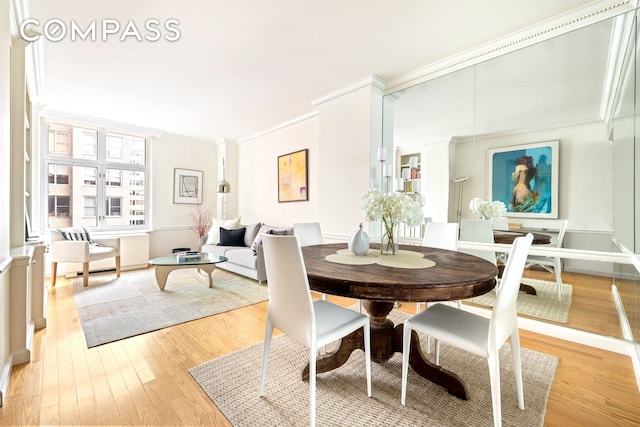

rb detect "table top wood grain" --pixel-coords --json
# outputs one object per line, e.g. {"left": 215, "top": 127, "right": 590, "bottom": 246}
{"left": 302, "top": 243, "right": 498, "bottom": 303}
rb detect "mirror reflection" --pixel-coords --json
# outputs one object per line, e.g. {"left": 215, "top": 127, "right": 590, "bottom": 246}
{"left": 383, "top": 10, "right": 638, "bottom": 341}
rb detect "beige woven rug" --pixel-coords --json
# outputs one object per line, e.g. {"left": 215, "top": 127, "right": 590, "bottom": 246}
{"left": 189, "top": 309, "right": 557, "bottom": 426}
{"left": 73, "top": 268, "right": 268, "bottom": 347}
{"left": 468, "top": 278, "right": 572, "bottom": 323}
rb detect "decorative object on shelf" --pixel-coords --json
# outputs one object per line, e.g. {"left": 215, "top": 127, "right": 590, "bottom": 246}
{"left": 348, "top": 223, "right": 370, "bottom": 256}
{"left": 360, "top": 189, "right": 423, "bottom": 255}
{"left": 217, "top": 158, "right": 231, "bottom": 220}
{"left": 278, "top": 149, "right": 308, "bottom": 203}
{"left": 174, "top": 168, "right": 203, "bottom": 204}
{"left": 187, "top": 204, "right": 214, "bottom": 251}
{"left": 469, "top": 198, "right": 507, "bottom": 219}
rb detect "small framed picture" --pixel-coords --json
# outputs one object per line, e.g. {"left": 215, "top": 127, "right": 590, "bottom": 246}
{"left": 173, "top": 168, "right": 203, "bottom": 204}
{"left": 278, "top": 149, "right": 308, "bottom": 202}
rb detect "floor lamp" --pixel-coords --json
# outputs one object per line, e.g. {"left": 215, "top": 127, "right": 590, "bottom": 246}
{"left": 217, "top": 158, "right": 230, "bottom": 220}
{"left": 453, "top": 176, "right": 468, "bottom": 225}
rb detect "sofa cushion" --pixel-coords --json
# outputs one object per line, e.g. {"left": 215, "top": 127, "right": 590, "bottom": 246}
{"left": 206, "top": 217, "right": 241, "bottom": 245}
{"left": 218, "top": 227, "right": 246, "bottom": 246}
{"left": 243, "top": 223, "right": 261, "bottom": 247}
{"left": 251, "top": 224, "right": 293, "bottom": 254}
{"left": 223, "top": 247, "right": 258, "bottom": 269}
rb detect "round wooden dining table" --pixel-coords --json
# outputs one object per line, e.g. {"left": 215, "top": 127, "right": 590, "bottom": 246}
{"left": 301, "top": 243, "right": 499, "bottom": 400}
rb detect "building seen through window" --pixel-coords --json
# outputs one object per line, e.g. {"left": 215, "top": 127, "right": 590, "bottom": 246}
{"left": 45, "top": 122, "right": 148, "bottom": 230}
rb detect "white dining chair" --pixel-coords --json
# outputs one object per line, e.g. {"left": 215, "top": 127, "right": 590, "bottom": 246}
{"left": 416, "top": 222, "right": 460, "bottom": 313}
{"left": 259, "top": 234, "right": 371, "bottom": 427}
{"left": 459, "top": 219, "right": 497, "bottom": 266}
{"left": 492, "top": 216, "right": 509, "bottom": 231}
{"left": 525, "top": 219, "right": 569, "bottom": 301}
{"left": 293, "top": 222, "right": 328, "bottom": 302}
{"left": 401, "top": 233, "right": 533, "bottom": 427}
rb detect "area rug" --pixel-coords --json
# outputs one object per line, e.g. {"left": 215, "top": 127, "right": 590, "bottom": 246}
{"left": 72, "top": 268, "right": 268, "bottom": 348}
{"left": 189, "top": 309, "right": 558, "bottom": 426}
{"left": 468, "top": 278, "right": 572, "bottom": 323}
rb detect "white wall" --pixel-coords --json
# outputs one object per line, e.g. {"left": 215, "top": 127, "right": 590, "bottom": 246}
{"left": 148, "top": 136, "right": 218, "bottom": 258}
{"left": 453, "top": 122, "right": 612, "bottom": 233}
{"left": 237, "top": 82, "right": 383, "bottom": 241}
{"left": 0, "top": 0, "right": 12, "bottom": 405}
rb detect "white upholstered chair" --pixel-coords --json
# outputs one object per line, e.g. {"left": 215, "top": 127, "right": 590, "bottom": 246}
{"left": 401, "top": 233, "right": 533, "bottom": 427}
{"left": 293, "top": 222, "right": 327, "bottom": 301}
{"left": 525, "top": 219, "right": 569, "bottom": 301}
{"left": 416, "top": 222, "right": 460, "bottom": 313}
{"left": 50, "top": 227, "right": 120, "bottom": 287}
{"left": 459, "top": 219, "right": 497, "bottom": 265}
{"left": 259, "top": 234, "right": 371, "bottom": 427}
{"left": 492, "top": 216, "right": 509, "bottom": 231}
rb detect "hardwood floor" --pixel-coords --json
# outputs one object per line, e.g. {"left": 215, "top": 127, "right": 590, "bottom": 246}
{"left": 1, "top": 269, "right": 639, "bottom": 425}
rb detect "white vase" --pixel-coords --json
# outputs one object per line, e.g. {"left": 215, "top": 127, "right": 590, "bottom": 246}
{"left": 348, "top": 223, "right": 370, "bottom": 256}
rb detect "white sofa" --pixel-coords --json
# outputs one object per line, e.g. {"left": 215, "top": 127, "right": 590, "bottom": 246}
{"left": 201, "top": 220, "right": 292, "bottom": 284}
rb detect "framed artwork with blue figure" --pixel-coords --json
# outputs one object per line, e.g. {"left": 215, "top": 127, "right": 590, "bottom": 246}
{"left": 488, "top": 140, "right": 559, "bottom": 218}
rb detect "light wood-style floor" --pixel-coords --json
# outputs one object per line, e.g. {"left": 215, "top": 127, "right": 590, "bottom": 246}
{"left": 1, "top": 269, "right": 639, "bottom": 426}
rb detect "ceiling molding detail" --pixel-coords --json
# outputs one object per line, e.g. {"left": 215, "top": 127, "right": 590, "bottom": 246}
{"left": 238, "top": 111, "right": 318, "bottom": 144}
{"left": 311, "top": 75, "right": 386, "bottom": 107}
{"left": 385, "top": 0, "right": 638, "bottom": 94}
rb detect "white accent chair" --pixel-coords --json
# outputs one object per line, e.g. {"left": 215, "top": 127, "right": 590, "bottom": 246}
{"left": 50, "top": 228, "right": 121, "bottom": 287}
{"left": 259, "top": 234, "right": 371, "bottom": 427}
{"left": 401, "top": 233, "right": 533, "bottom": 427}
{"left": 525, "top": 219, "right": 569, "bottom": 301}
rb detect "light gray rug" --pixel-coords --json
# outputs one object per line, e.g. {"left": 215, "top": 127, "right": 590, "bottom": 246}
{"left": 72, "top": 268, "right": 268, "bottom": 348}
{"left": 469, "top": 278, "right": 572, "bottom": 323}
{"left": 189, "top": 309, "right": 558, "bottom": 426}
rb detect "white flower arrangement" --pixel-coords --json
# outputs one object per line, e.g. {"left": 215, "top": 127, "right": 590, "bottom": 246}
{"left": 469, "top": 198, "right": 507, "bottom": 219}
{"left": 360, "top": 189, "right": 423, "bottom": 253}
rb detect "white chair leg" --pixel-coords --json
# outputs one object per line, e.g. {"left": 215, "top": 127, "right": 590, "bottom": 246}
{"left": 259, "top": 320, "right": 274, "bottom": 396}
{"left": 363, "top": 322, "right": 372, "bottom": 397}
{"left": 415, "top": 302, "right": 422, "bottom": 313}
{"left": 435, "top": 339, "right": 441, "bottom": 366}
{"left": 358, "top": 300, "right": 363, "bottom": 313}
{"left": 553, "top": 258, "right": 562, "bottom": 302}
{"left": 310, "top": 347, "right": 317, "bottom": 427}
{"left": 487, "top": 353, "right": 502, "bottom": 427}
{"left": 510, "top": 329, "right": 525, "bottom": 410}
{"left": 322, "top": 293, "right": 327, "bottom": 301}
{"left": 401, "top": 321, "right": 412, "bottom": 405}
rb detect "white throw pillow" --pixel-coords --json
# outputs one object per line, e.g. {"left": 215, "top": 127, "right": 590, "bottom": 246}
{"left": 205, "top": 217, "right": 241, "bottom": 245}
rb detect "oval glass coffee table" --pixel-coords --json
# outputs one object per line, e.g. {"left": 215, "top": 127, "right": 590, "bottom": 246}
{"left": 149, "top": 252, "right": 228, "bottom": 290}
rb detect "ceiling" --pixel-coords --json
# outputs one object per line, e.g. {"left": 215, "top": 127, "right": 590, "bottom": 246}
{"left": 24, "top": 0, "right": 596, "bottom": 142}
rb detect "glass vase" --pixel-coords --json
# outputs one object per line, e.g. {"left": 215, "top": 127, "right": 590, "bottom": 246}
{"left": 381, "top": 220, "right": 399, "bottom": 255}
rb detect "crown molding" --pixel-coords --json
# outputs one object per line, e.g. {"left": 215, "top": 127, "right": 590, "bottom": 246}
{"left": 385, "top": 0, "right": 638, "bottom": 94}
{"left": 38, "top": 107, "right": 166, "bottom": 138}
{"left": 238, "top": 110, "right": 318, "bottom": 144}
{"left": 311, "top": 75, "right": 386, "bottom": 107}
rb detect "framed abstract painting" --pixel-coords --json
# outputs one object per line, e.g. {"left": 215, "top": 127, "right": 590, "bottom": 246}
{"left": 278, "top": 149, "right": 308, "bottom": 202}
{"left": 173, "top": 168, "right": 203, "bottom": 204}
{"left": 488, "top": 140, "right": 559, "bottom": 218}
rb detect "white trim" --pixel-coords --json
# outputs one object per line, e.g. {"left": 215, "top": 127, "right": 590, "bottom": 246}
{"left": 385, "top": 0, "right": 638, "bottom": 94}
{"left": 238, "top": 111, "right": 318, "bottom": 144}
{"left": 311, "top": 75, "right": 386, "bottom": 107}
{"left": 612, "top": 284, "right": 633, "bottom": 340}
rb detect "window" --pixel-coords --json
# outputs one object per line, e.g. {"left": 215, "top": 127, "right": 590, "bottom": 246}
{"left": 83, "top": 167, "right": 97, "bottom": 185}
{"left": 106, "top": 197, "right": 122, "bottom": 217}
{"left": 43, "top": 122, "right": 148, "bottom": 231}
{"left": 106, "top": 169, "right": 122, "bottom": 187}
{"left": 48, "top": 196, "right": 70, "bottom": 218}
{"left": 48, "top": 164, "right": 70, "bottom": 185}
{"left": 84, "top": 196, "right": 96, "bottom": 217}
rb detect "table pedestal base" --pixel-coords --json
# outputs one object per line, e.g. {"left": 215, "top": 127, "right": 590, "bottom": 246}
{"left": 302, "top": 301, "right": 468, "bottom": 400}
